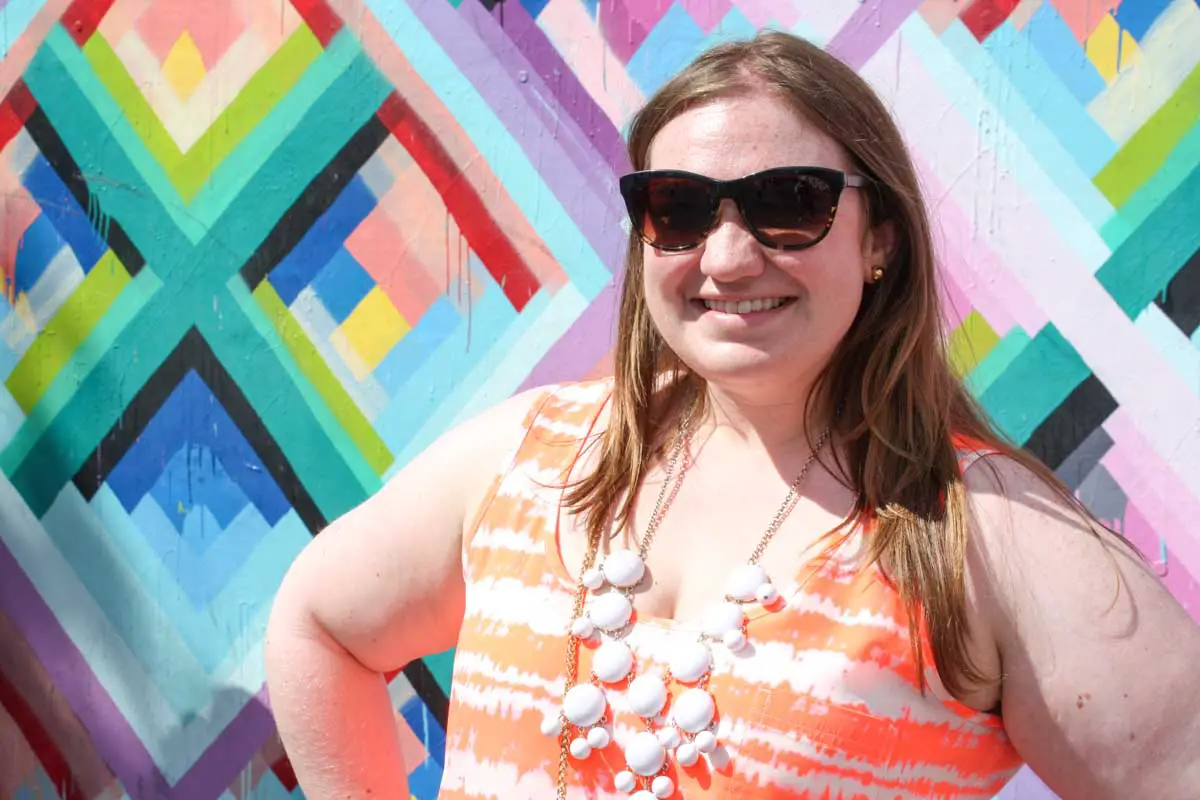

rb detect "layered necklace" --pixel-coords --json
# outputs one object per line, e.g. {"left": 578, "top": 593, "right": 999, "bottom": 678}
{"left": 545, "top": 408, "right": 832, "bottom": 800}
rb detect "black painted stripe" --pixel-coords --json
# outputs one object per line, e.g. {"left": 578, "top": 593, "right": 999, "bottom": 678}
{"left": 239, "top": 115, "right": 390, "bottom": 291}
{"left": 23, "top": 107, "right": 145, "bottom": 276}
{"left": 72, "top": 327, "right": 328, "bottom": 535}
{"left": 1154, "top": 245, "right": 1200, "bottom": 336}
{"left": 1023, "top": 372, "right": 1118, "bottom": 472}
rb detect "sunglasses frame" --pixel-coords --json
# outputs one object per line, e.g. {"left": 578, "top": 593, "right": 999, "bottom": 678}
{"left": 618, "top": 166, "right": 872, "bottom": 252}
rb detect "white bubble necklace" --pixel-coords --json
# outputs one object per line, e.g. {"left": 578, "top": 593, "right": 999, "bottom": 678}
{"left": 546, "top": 408, "right": 832, "bottom": 800}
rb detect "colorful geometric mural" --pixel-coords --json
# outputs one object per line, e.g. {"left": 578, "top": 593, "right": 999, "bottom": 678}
{"left": 0, "top": 0, "right": 1196, "bottom": 797}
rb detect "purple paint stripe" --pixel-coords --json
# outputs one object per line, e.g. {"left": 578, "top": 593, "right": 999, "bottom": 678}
{"left": 598, "top": 0, "right": 674, "bottom": 64}
{"left": 519, "top": 279, "right": 620, "bottom": 390}
{"left": 408, "top": 0, "right": 625, "bottom": 272}
{"left": 0, "top": 536, "right": 172, "bottom": 800}
{"left": 173, "top": 686, "right": 275, "bottom": 800}
{"left": 826, "top": 0, "right": 923, "bottom": 70}
{"left": 487, "top": 0, "right": 630, "bottom": 177}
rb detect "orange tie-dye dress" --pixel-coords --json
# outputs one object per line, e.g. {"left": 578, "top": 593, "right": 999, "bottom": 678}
{"left": 440, "top": 380, "right": 1023, "bottom": 799}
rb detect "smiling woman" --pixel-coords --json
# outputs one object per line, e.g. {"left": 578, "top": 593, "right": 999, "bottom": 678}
{"left": 264, "top": 30, "right": 1200, "bottom": 800}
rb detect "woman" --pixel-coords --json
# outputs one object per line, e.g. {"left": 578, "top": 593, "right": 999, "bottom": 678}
{"left": 264, "top": 31, "right": 1200, "bottom": 799}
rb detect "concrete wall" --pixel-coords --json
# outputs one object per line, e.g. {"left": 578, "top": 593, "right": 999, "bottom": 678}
{"left": 0, "top": 0, "right": 1197, "bottom": 797}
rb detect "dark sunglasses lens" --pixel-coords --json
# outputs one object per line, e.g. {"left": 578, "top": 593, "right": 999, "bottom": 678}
{"left": 630, "top": 176, "right": 715, "bottom": 249}
{"left": 744, "top": 172, "right": 837, "bottom": 247}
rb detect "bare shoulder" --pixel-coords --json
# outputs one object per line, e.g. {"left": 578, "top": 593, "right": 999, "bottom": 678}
{"left": 961, "top": 452, "right": 1200, "bottom": 799}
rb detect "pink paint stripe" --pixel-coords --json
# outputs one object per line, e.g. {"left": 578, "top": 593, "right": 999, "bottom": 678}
{"left": 0, "top": 0, "right": 74, "bottom": 93}
{"left": 1102, "top": 410, "right": 1200, "bottom": 583}
{"left": 912, "top": 150, "right": 1038, "bottom": 336}
{"left": 826, "top": 0, "right": 923, "bottom": 69}
{"left": 0, "top": 537, "right": 171, "bottom": 799}
{"left": 599, "top": 0, "right": 674, "bottom": 63}
{"left": 1121, "top": 502, "right": 1200, "bottom": 619}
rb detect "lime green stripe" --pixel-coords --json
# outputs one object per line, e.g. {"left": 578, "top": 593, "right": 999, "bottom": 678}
{"left": 222, "top": 277, "right": 380, "bottom": 516}
{"left": 965, "top": 326, "right": 1030, "bottom": 399}
{"left": 82, "top": 34, "right": 183, "bottom": 177}
{"left": 252, "top": 280, "right": 394, "bottom": 477}
{"left": 1093, "top": 61, "right": 1200, "bottom": 208}
{"left": 1099, "top": 117, "right": 1200, "bottom": 250}
{"left": 0, "top": 267, "right": 163, "bottom": 481}
{"left": 171, "top": 25, "right": 322, "bottom": 203}
{"left": 948, "top": 310, "right": 1000, "bottom": 379}
{"left": 37, "top": 27, "right": 204, "bottom": 244}
{"left": 6, "top": 252, "right": 130, "bottom": 414}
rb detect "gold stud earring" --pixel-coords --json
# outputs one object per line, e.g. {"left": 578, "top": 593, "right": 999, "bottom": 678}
{"left": 871, "top": 266, "right": 885, "bottom": 283}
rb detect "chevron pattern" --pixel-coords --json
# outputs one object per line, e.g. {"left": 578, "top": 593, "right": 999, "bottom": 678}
{"left": 0, "top": 0, "right": 1197, "bottom": 798}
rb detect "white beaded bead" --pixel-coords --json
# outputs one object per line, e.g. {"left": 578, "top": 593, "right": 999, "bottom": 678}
{"left": 569, "top": 737, "right": 592, "bottom": 759}
{"left": 651, "top": 774, "right": 676, "bottom": 798}
{"left": 614, "top": 770, "right": 637, "bottom": 792}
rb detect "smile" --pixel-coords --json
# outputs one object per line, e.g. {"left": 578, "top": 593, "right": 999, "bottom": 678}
{"left": 699, "top": 297, "right": 793, "bottom": 315}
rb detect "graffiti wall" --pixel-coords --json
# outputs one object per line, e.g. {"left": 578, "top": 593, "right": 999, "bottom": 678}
{"left": 0, "top": 0, "right": 1196, "bottom": 797}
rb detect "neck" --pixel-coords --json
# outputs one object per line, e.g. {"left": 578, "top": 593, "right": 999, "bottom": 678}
{"left": 699, "top": 379, "right": 825, "bottom": 453}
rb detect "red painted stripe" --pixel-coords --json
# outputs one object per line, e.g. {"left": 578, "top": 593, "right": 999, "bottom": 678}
{"left": 376, "top": 92, "right": 541, "bottom": 313}
{"left": 0, "top": 668, "right": 85, "bottom": 800}
{"left": 961, "top": 0, "right": 1021, "bottom": 41}
{"left": 270, "top": 753, "right": 299, "bottom": 791}
{"left": 61, "top": 0, "right": 117, "bottom": 46}
{"left": 0, "top": 80, "right": 35, "bottom": 152}
{"left": 290, "top": 0, "right": 343, "bottom": 47}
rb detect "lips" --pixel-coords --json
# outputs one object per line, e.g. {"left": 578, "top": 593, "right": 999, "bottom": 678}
{"left": 699, "top": 297, "right": 792, "bottom": 314}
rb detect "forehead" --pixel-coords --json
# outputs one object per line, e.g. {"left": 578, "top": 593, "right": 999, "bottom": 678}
{"left": 645, "top": 94, "right": 848, "bottom": 178}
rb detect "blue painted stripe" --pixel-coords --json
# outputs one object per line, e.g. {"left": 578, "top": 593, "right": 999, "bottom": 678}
{"left": 1021, "top": 1, "right": 1106, "bottom": 105}
{"left": 10, "top": 213, "right": 61, "bottom": 295}
{"left": 976, "top": 22, "right": 1118, "bottom": 177}
{"left": 20, "top": 154, "right": 107, "bottom": 271}
{"left": 911, "top": 17, "right": 1115, "bottom": 235}
{"left": 626, "top": 3, "right": 708, "bottom": 96}
{"left": 1113, "top": 0, "right": 1174, "bottom": 40}
{"left": 375, "top": 281, "right": 514, "bottom": 458}
{"left": 0, "top": 0, "right": 45, "bottom": 61}
{"left": 268, "top": 175, "right": 377, "bottom": 306}
{"left": 372, "top": 294, "right": 458, "bottom": 397}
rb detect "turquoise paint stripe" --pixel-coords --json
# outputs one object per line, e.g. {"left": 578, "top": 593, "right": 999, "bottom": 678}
{"left": 964, "top": 326, "right": 1031, "bottom": 398}
{"left": 1096, "top": 161, "right": 1200, "bottom": 320}
{"left": 375, "top": 281, "right": 515, "bottom": 459}
{"left": 0, "top": 267, "right": 161, "bottom": 501}
{"left": 26, "top": 29, "right": 198, "bottom": 258}
{"left": 218, "top": 278, "right": 380, "bottom": 506}
{"left": 980, "top": 22, "right": 1116, "bottom": 176}
{"left": 0, "top": 0, "right": 46, "bottom": 61}
{"left": 55, "top": 486, "right": 213, "bottom": 716}
{"left": 363, "top": 0, "right": 611, "bottom": 301}
{"left": 188, "top": 29, "right": 378, "bottom": 232}
{"left": 3, "top": 46, "right": 390, "bottom": 516}
{"left": 206, "top": 511, "right": 309, "bottom": 686}
{"left": 423, "top": 649, "right": 455, "bottom": 697}
{"left": 1099, "top": 119, "right": 1200, "bottom": 250}
{"left": 979, "top": 325, "right": 1089, "bottom": 444}
{"left": 446, "top": 281, "right": 589, "bottom": 431}
{"left": 395, "top": 283, "right": 554, "bottom": 467}
{"left": 916, "top": 17, "right": 1115, "bottom": 234}
{"left": 625, "top": 3, "right": 707, "bottom": 96}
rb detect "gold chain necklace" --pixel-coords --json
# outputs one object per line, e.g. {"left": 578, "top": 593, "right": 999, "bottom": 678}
{"left": 549, "top": 411, "right": 832, "bottom": 799}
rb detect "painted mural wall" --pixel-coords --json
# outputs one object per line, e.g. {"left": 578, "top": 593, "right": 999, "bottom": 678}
{"left": 0, "top": 0, "right": 1197, "bottom": 797}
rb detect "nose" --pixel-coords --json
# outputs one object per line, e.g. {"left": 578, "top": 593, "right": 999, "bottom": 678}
{"left": 698, "top": 199, "right": 765, "bottom": 282}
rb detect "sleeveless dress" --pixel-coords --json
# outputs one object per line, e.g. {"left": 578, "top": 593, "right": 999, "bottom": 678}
{"left": 438, "top": 380, "right": 1024, "bottom": 799}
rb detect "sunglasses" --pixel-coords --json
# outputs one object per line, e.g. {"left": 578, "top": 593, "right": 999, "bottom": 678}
{"left": 618, "top": 166, "right": 872, "bottom": 252}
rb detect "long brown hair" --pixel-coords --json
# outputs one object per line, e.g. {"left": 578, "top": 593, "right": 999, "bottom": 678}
{"left": 564, "top": 31, "right": 1118, "bottom": 699}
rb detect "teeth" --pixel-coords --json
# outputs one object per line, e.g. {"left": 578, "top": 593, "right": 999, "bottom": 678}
{"left": 701, "top": 297, "right": 789, "bottom": 314}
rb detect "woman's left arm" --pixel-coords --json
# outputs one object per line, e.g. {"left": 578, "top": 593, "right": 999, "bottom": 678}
{"left": 963, "top": 454, "right": 1200, "bottom": 800}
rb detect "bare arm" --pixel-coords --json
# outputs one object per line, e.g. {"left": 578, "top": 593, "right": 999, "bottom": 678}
{"left": 963, "top": 456, "right": 1200, "bottom": 799}
{"left": 263, "top": 388, "right": 548, "bottom": 798}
